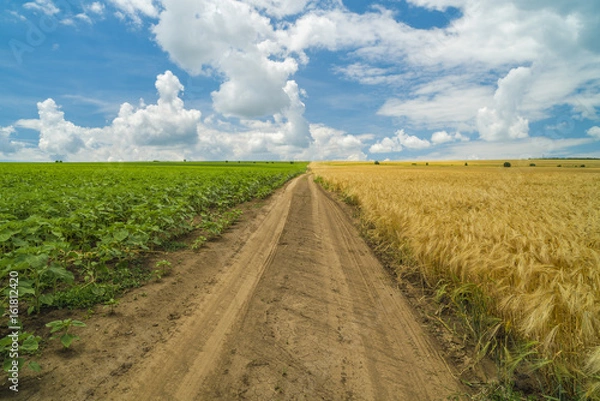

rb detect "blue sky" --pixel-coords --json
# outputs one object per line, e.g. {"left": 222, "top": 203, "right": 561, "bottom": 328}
{"left": 1, "top": 0, "right": 599, "bottom": 161}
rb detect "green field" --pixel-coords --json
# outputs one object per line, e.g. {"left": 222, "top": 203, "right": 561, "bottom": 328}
{"left": 0, "top": 161, "right": 306, "bottom": 367}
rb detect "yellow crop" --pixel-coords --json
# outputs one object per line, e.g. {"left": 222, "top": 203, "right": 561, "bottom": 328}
{"left": 311, "top": 161, "right": 600, "bottom": 398}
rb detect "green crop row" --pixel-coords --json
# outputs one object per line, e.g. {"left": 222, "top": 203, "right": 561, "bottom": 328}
{"left": 0, "top": 161, "right": 305, "bottom": 370}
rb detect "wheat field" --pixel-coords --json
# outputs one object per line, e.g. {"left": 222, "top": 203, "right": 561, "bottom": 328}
{"left": 311, "top": 161, "right": 600, "bottom": 399}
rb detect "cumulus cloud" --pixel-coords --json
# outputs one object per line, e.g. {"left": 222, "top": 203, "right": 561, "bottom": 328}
{"left": 9, "top": 0, "right": 600, "bottom": 160}
{"left": 280, "top": 80, "right": 310, "bottom": 147}
{"left": 12, "top": 71, "right": 201, "bottom": 160}
{"left": 212, "top": 55, "right": 298, "bottom": 118}
{"left": 476, "top": 67, "right": 532, "bottom": 141}
{"left": 152, "top": 0, "right": 275, "bottom": 74}
{"left": 285, "top": 0, "right": 600, "bottom": 141}
{"left": 587, "top": 126, "right": 600, "bottom": 140}
{"left": 111, "top": 71, "right": 201, "bottom": 147}
{"left": 370, "top": 129, "right": 431, "bottom": 153}
{"left": 431, "top": 130, "right": 469, "bottom": 144}
{"left": 301, "top": 124, "right": 369, "bottom": 161}
{"left": 16, "top": 99, "right": 91, "bottom": 159}
{"left": 5, "top": 71, "right": 345, "bottom": 162}
{"left": 136, "top": 0, "right": 600, "bottom": 157}
{"left": 152, "top": 0, "right": 305, "bottom": 123}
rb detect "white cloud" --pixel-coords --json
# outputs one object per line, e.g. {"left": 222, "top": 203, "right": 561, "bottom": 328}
{"left": 423, "top": 136, "right": 594, "bottom": 160}
{"left": 277, "top": 0, "right": 600, "bottom": 143}
{"left": 587, "top": 126, "right": 600, "bottom": 140}
{"left": 88, "top": 2, "right": 105, "bottom": 15}
{"left": 0, "top": 126, "right": 23, "bottom": 154}
{"left": 431, "top": 130, "right": 469, "bottom": 144}
{"left": 378, "top": 85, "right": 492, "bottom": 131}
{"left": 211, "top": 55, "right": 298, "bottom": 118}
{"left": 476, "top": 67, "right": 532, "bottom": 141}
{"left": 152, "top": 0, "right": 276, "bottom": 74}
{"left": 370, "top": 136, "right": 402, "bottom": 154}
{"left": 6, "top": 71, "right": 332, "bottom": 161}
{"left": 406, "top": 0, "right": 467, "bottom": 11}
{"left": 280, "top": 80, "right": 310, "bottom": 147}
{"left": 9, "top": 0, "right": 600, "bottom": 161}
{"left": 111, "top": 71, "right": 201, "bottom": 147}
{"left": 110, "top": 0, "right": 158, "bottom": 17}
{"left": 75, "top": 13, "right": 92, "bottom": 23}
{"left": 335, "top": 63, "right": 406, "bottom": 86}
{"left": 241, "top": 0, "right": 313, "bottom": 18}
{"left": 153, "top": 0, "right": 302, "bottom": 120}
{"left": 75, "top": 2, "right": 105, "bottom": 23}
{"left": 280, "top": 7, "right": 408, "bottom": 58}
{"left": 109, "top": 0, "right": 158, "bottom": 24}
{"left": 431, "top": 130, "right": 453, "bottom": 144}
{"left": 370, "top": 129, "right": 431, "bottom": 153}
{"left": 23, "top": 0, "right": 59, "bottom": 16}
{"left": 301, "top": 124, "right": 369, "bottom": 161}
{"left": 13, "top": 71, "right": 201, "bottom": 160}
{"left": 16, "top": 99, "right": 89, "bottom": 158}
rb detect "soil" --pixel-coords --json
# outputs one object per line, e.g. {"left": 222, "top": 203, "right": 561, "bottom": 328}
{"left": 2, "top": 174, "right": 476, "bottom": 400}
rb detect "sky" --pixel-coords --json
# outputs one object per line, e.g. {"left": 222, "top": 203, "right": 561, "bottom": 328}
{"left": 1, "top": 0, "right": 600, "bottom": 162}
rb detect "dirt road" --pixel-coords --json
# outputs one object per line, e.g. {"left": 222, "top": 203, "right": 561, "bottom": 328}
{"left": 10, "top": 175, "right": 462, "bottom": 400}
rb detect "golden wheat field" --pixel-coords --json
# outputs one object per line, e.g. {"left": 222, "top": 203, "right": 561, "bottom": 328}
{"left": 311, "top": 160, "right": 600, "bottom": 399}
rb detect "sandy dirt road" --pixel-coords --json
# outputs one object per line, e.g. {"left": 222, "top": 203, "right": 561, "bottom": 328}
{"left": 110, "top": 174, "right": 461, "bottom": 400}
{"left": 9, "top": 174, "right": 462, "bottom": 400}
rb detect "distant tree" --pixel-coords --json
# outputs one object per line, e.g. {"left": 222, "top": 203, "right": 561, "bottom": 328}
{"left": 425, "top": 162, "right": 429, "bottom": 166}
{"left": 529, "top": 163, "right": 536, "bottom": 167}
{"left": 464, "top": 162, "right": 468, "bottom": 166}
{"left": 581, "top": 164, "right": 586, "bottom": 168}
{"left": 374, "top": 160, "right": 380, "bottom": 165}
{"left": 503, "top": 162, "right": 511, "bottom": 167}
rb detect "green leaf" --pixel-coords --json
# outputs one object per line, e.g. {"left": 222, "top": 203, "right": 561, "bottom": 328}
{"left": 28, "top": 361, "right": 41, "bottom": 372}
{"left": 0, "top": 230, "right": 15, "bottom": 242}
{"left": 45, "top": 320, "right": 66, "bottom": 333}
{"left": 60, "top": 333, "right": 79, "bottom": 348}
{"left": 21, "top": 335, "right": 40, "bottom": 352}
{"left": 91, "top": 285, "right": 106, "bottom": 296}
{"left": 113, "top": 229, "right": 129, "bottom": 242}
{"left": 18, "top": 286, "right": 36, "bottom": 296}
{"left": 0, "top": 336, "right": 11, "bottom": 348}
{"left": 47, "top": 266, "right": 74, "bottom": 283}
{"left": 70, "top": 320, "right": 86, "bottom": 328}
{"left": 3, "top": 358, "right": 13, "bottom": 372}
{"left": 39, "top": 293, "right": 54, "bottom": 306}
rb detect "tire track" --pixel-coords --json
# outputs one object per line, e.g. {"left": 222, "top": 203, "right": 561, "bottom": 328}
{"left": 103, "top": 177, "right": 300, "bottom": 401}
